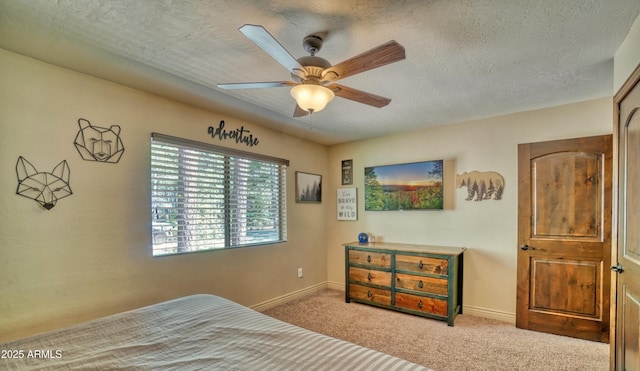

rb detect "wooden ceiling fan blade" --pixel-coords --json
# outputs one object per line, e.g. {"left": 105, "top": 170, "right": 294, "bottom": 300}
{"left": 217, "top": 81, "right": 296, "bottom": 89}
{"left": 239, "top": 24, "right": 306, "bottom": 77}
{"left": 293, "top": 104, "right": 309, "bottom": 117}
{"left": 322, "top": 40, "right": 406, "bottom": 82}
{"left": 328, "top": 84, "right": 391, "bottom": 108}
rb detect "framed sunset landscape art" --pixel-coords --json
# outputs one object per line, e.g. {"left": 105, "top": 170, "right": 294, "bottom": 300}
{"left": 364, "top": 160, "right": 443, "bottom": 211}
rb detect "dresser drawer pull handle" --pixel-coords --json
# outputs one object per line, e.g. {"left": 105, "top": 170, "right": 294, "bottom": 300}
{"left": 367, "top": 272, "right": 372, "bottom": 281}
{"left": 418, "top": 300, "right": 423, "bottom": 309}
{"left": 367, "top": 255, "right": 371, "bottom": 263}
{"left": 418, "top": 280, "right": 423, "bottom": 289}
{"left": 418, "top": 261, "right": 424, "bottom": 269}
{"left": 367, "top": 290, "right": 372, "bottom": 298}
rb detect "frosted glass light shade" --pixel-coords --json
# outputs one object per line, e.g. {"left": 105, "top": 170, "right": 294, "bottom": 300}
{"left": 290, "top": 84, "right": 335, "bottom": 113}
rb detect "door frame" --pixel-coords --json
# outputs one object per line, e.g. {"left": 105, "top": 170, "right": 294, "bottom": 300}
{"left": 610, "top": 63, "right": 640, "bottom": 370}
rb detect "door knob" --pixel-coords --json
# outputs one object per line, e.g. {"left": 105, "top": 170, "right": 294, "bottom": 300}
{"left": 611, "top": 263, "right": 624, "bottom": 273}
{"left": 520, "top": 244, "right": 529, "bottom": 250}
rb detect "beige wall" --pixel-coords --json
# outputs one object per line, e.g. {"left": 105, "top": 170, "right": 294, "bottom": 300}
{"left": 0, "top": 49, "right": 328, "bottom": 342}
{"left": 326, "top": 98, "right": 613, "bottom": 320}
{"left": 614, "top": 13, "right": 640, "bottom": 92}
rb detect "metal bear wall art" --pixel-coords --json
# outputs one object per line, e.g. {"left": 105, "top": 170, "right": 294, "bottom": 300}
{"left": 74, "top": 118, "right": 125, "bottom": 163}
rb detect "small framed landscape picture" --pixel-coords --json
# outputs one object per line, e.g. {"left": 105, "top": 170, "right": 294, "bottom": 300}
{"left": 296, "top": 171, "right": 322, "bottom": 203}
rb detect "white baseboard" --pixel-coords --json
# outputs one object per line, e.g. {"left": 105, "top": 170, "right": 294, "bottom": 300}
{"left": 329, "top": 282, "right": 515, "bottom": 324}
{"left": 251, "top": 282, "right": 328, "bottom": 312}
{"left": 252, "top": 281, "right": 516, "bottom": 325}
{"left": 463, "top": 305, "right": 515, "bottom": 324}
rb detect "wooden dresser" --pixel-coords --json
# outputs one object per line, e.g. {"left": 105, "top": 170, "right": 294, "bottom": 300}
{"left": 344, "top": 241, "right": 466, "bottom": 326}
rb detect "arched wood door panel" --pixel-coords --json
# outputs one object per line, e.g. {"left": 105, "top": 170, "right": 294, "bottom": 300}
{"left": 517, "top": 135, "right": 612, "bottom": 342}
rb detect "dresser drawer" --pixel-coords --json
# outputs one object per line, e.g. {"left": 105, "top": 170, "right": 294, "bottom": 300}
{"left": 395, "top": 292, "right": 448, "bottom": 317}
{"left": 349, "top": 267, "right": 392, "bottom": 287}
{"left": 349, "top": 284, "right": 392, "bottom": 305}
{"left": 395, "top": 273, "right": 448, "bottom": 296}
{"left": 349, "top": 250, "right": 391, "bottom": 268}
{"left": 396, "top": 254, "right": 448, "bottom": 275}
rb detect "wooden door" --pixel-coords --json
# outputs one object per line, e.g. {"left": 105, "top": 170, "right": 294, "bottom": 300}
{"left": 613, "top": 65, "right": 640, "bottom": 369}
{"left": 517, "top": 135, "right": 612, "bottom": 342}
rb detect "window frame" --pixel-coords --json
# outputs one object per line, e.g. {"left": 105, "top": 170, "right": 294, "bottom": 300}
{"left": 150, "top": 133, "right": 288, "bottom": 257}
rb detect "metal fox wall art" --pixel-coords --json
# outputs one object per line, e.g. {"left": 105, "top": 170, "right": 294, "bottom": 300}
{"left": 16, "top": 156, "right": 72, "bottom": 210}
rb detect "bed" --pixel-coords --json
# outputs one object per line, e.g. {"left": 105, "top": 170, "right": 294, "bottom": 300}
{"left": 1, "top": 294, "right": 430, "bottom": 370}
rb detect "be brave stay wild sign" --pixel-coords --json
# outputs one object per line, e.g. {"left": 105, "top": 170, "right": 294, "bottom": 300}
{"left": 337, "top": 187, "right": 357, "bottom": 221}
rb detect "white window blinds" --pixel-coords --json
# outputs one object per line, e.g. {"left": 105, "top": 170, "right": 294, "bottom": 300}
{"left": 150, "top": 133, "right": 288, "bottom": 256}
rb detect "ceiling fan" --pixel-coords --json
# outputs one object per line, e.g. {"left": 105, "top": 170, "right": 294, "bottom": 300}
{"left": 217, "top": 24, "right": 406, "bottom": 117}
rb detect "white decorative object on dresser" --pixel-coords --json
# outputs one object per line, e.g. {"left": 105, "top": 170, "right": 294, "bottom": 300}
{"left": 344, "top": 241, "right": 466, "bottom": 326}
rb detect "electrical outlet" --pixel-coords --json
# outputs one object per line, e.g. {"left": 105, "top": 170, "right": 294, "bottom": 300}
{"left": 297, "top": 267, "right": 303, "bottom": 278}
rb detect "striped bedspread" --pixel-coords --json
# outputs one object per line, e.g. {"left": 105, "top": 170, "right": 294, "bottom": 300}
{"left": 0, "top": 294, "right": 430, "bottom": 370}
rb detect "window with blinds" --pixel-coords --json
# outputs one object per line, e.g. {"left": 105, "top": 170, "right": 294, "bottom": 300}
{"left": 150, "top": 133, "right": 288, "bottom": 256}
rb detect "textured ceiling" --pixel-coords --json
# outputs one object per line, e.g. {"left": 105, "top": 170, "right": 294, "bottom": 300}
{"left": 1, "top": 0, "right": 639, "bottom": 145}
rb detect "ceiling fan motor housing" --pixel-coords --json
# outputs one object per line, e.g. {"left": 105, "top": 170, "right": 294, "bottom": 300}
{"left": 289, "top": 34, "right": 335, "bottom": 83}
{"left": 293, "top": 55, "right": 331, "bottom": 82}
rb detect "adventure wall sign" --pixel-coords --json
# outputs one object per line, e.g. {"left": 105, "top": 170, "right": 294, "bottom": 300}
{"left": 208, "top": 120, "right": 259, "bottom": 147}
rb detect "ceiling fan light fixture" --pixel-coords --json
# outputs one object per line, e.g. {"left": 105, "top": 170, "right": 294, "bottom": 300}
{"left": 290, "top": 84, "right": 335, "bottom": 113}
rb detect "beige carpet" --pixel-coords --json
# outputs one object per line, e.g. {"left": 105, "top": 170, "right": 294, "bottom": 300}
{"left": 263, "top": 289, "right": 608, "bottom": 371}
